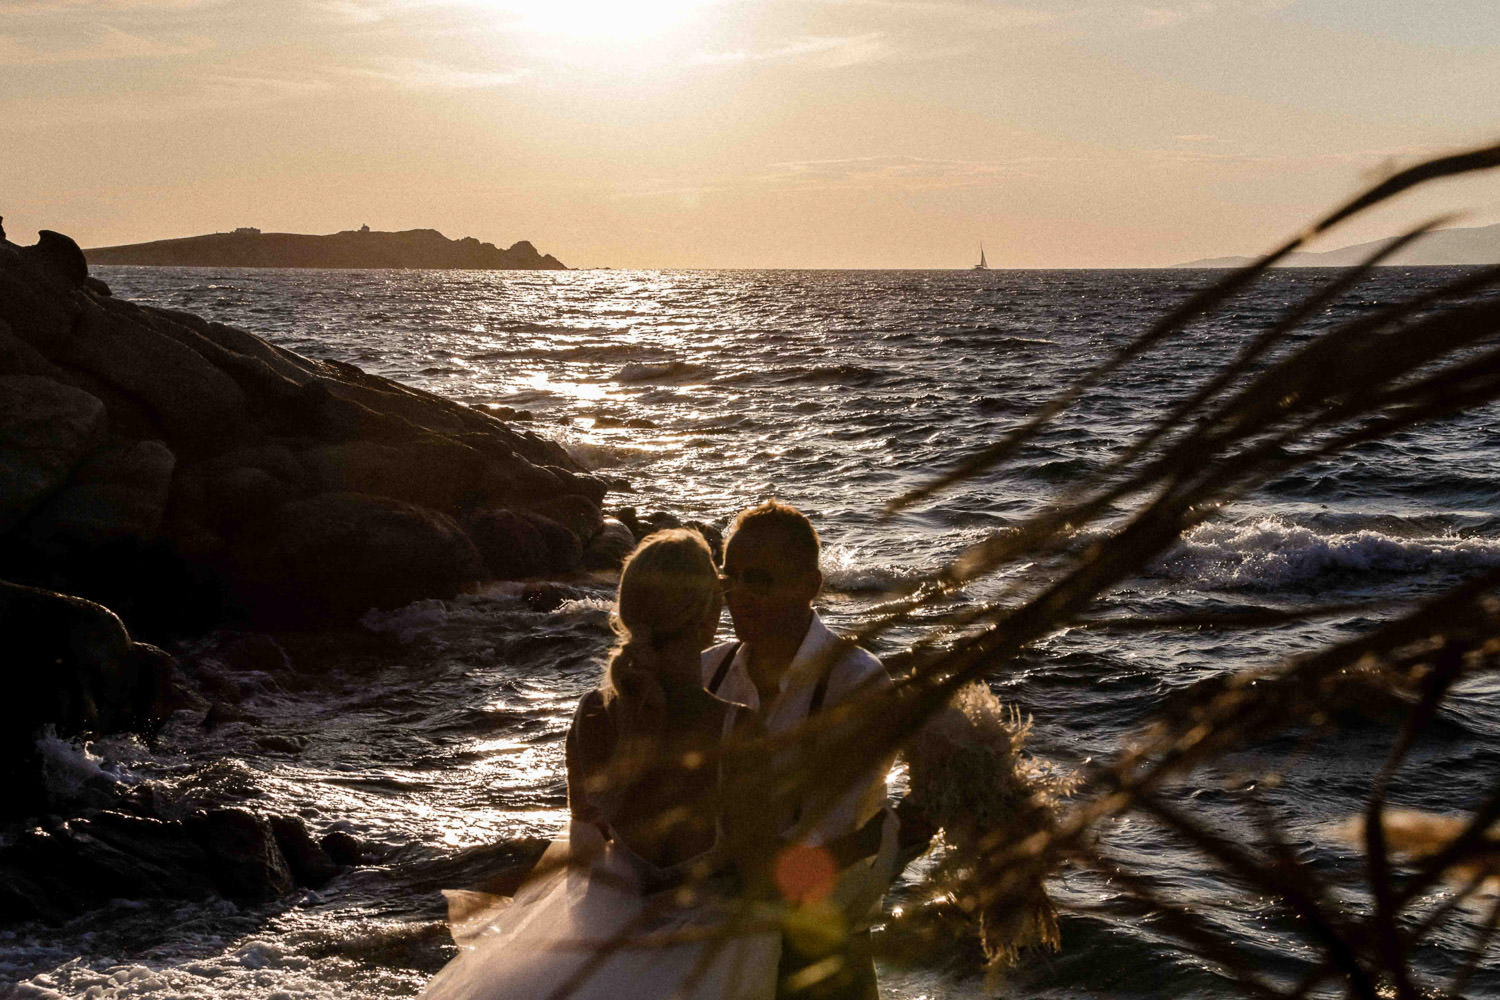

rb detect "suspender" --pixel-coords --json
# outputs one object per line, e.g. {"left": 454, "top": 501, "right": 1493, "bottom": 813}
{"left": 708, "top": 640, "right": 833, "bottom": 716}
{"left": 707, "top": 642, "right": 741, "bottom": 695}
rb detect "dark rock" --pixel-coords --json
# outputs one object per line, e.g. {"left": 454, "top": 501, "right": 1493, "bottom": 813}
{"left": 642, "top": 510, "right": 683, "bottom": 536}
{"left": 202, "top": 700, "right": 259, "bottom": 729}
{"left": 519, "top": 582, "right": 591, "bottom": 613}
{"left": 270, "top": 814, "right": 339, "bottom": 887}
{"left": 0, "top": 375, "right": 107, "bottom": 532}
{"left": 614, "top": 506, "right": 642, "bottom": 538}
{"left": 56, "top": 296, "right": 250, "bottom": 457}
{"left": 0, "top": 228, "right": 610, "bottom": 634}
{"left": 0, "top": 580, "right": 172, "bottom": 816}
{"left": 16, "top": 439, "right": 176, "bottom": 551}
{"left": 463, "top": 508, "right": 549, "bottom": 578}
{"left": 31, "top": 230, "right": 89, "bottom": 286}
{"left": 685, "top": 519, "right": 725, "bottom": 565}
{"left": 189, "top": 807, "right": 295, "bottom": 901}
{"left": 242, "top": 492, "right": 485, "bottom": 622}
{"left": 463, "top": 508, "right": 582, "bottom": 578}
{"left": 540, "top": 492, "right": 604, "bottom": 542}
{"left": 214, "top": 633, "right": 292, "bottom": 673}
{"left": 582, "top": 516, "right": 637, "bottom": 570}
{"left": 0, "top": 317, "right": 66, "bottom": 377}
{"left": 201, "top": 465, "right": 301, "bottom": 536}
{"left": 320, "top": 828, "right": 370, "bottom": 867}
{"left": 256, "top": 733, "right": 309, "bottom": 755}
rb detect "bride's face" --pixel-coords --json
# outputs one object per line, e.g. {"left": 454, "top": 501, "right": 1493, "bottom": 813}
{"left": 695, "top": 589, "right": 724, "bottom": 650}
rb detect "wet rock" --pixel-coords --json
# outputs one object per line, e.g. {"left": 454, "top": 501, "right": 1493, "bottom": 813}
{"left": 641, "top": 510, "right": 683, "bottom": 536}
{"left": 0, "top": 227, "right": 614, "bottom": 634}
{"left": 613, "top": 506, "right": 642, "bottom": 538}
{"left": 685, "top": 519, "right": 725, "bottom": 565}
{"left": 582, "top": 516, "right": 637, "bottom": 570}
{"left": 256, "top": 733, "right": 309, "bottom": 755}
{"left": 519, "top": 581, "right": 591, "bottom": 613}
{"left": 270, "top": 814, "right": 340, "bottom": 887}
{"left": 213, "top": 633, "right": 292, "bottom": 673}
{"left": 0, "top": 804, "right": 337, "bottom": 921}
{"left": 243, "top": 492, "right": 485, "bottom": 622}
{"left": 202, "top": 700, "right": 259, "bottom": 730}
{"left": 189, "top": 807, "right": 295, "bottom": 901}
{"left": 540, "top": 492, "right": 604, "bottom": 542}
{"left": 0, "top": 580, "right": 175, "bottom": 817}
{"left": 0, "top": 375, "right": 107, "bottom": 532}
{"left": 320, "top": 828, "right": 371, "bottom": 867}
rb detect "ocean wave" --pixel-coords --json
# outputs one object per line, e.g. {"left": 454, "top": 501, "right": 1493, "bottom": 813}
{"left": 615, "top": 360, "right": 712, "bottom": 383}
{"left": 560, "top": 437, "right": 656, "bottom": 469}
{"left": 821, "top": 545, "right": 929, "bottom": 593}
{"left": 36, "top": 727, "right": 133, "bottom": 802}
{"left": 1153, "top": 519, "right": 1500, "bottom": 589}
{"left": 360, "top": 599, "right": 454, "bottom": 643}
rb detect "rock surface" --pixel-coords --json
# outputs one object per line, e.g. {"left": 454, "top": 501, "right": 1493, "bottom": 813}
{"left": 0, "top": 228, "right": 611, "bottom": 630}
{"left": 0, "top": 579, "right": 178, "bottom": 816}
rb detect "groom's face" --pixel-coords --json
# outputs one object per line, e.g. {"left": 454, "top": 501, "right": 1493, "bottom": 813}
{"left": 721, "top": 528, "right": 820, "bottom": 645}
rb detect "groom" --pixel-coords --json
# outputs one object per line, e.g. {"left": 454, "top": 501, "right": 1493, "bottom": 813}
{"left": 703, "top": 500, "right": 896, "bottom": 1000}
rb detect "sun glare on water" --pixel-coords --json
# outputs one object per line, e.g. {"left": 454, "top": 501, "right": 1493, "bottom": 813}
{"left": 499, "top": 0, "right": 713, "bottom": 44}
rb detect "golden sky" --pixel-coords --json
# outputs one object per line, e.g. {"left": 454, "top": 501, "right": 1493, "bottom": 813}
{"left": 4, "top": 0, "right": 1500, "bottom": 267}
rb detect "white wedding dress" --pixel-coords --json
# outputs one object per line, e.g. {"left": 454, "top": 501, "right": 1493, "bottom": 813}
{"left": 422, "top": 821, "right": 780, "bottom": 1000}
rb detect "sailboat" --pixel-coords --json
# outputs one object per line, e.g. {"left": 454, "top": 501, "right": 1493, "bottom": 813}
{"left": 972, "top": 243, "right": 989, "bottom": 270}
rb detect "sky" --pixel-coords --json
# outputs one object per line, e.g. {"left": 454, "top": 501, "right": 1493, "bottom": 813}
{"left": 3, "top": 0, "right": 1500, "bottom": 268}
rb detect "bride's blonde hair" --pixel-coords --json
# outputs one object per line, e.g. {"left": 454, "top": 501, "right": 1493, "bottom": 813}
{"left": 605, "top": 529, "right": 720, "bottom": 732}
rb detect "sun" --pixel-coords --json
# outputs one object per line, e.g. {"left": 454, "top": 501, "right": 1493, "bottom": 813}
{"left": 498, "top": 0, "right": 714, "bottom": 45}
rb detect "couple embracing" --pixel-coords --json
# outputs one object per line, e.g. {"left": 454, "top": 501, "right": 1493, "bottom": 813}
{"left": 424, "top": 501, "right": 900, "bottom": 1000}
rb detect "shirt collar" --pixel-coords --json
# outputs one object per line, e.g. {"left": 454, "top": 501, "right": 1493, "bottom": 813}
{"left": 775, "top": 611, "right": 840, "bottom": 696}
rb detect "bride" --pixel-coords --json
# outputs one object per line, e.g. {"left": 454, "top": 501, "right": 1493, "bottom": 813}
{"left": 422, "top": 528, "right": 780, "bottom": 1000}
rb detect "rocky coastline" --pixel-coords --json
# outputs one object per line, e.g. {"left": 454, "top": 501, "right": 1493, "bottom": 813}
{"left": 85, "top": 226, "right": 567, "bottom": 270}
{"left": 0, "top": 224, "right": 681, "bottom": 922}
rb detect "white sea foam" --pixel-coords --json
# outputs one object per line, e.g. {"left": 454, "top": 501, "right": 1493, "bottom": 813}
{"left": 614, "top": 360, "right": 710, "bottom": 383}
{"left": 560, "top": 437, "right": 654, "bottom": 470}
{"left": 1154, "top": 518, "right": 1500, "bottom": 589}
{"left": 35, "top": 727, "right": 130, "bottom": 800}
{"left": 820, "top": 544, "right": 927, "bottom": 593}
{"left": 360, "top": 599, "right": 452, "bottom": 643}
{"left": 555, "top": 597, "right": 613, "bottom": 618}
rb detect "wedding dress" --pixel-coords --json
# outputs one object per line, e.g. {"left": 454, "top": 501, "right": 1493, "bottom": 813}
{"left": 421, "top": 820, "right": 780, "bottom": 1000}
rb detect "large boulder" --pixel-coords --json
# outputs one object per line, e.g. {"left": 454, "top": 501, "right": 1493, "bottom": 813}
{"left": 0, "top": 375, "right": 106, "bottom": 531}
{"left": 464, "top": 508, "right": 583, "bottom": 578}
{"left": 0, "top": 579, "right": 177, "bottom": 815}
{"left": 0, "top": 227, "right": 612, "bottom": 630}
{"left": 16, "top": 439, "right": 175, "bottom": 550}
{"left": 51, "top": 296, "right": 249, "bottom": 457}
{"left": 242, "top": 491, "right": 485, "bottom": 621}
{"left": 583, "top": 516, "right": 638, "bottom": 570}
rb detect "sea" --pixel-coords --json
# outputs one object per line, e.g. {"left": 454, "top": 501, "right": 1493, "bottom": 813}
{"left": 4, "top": 265, "right": 1498, "bottom": 998}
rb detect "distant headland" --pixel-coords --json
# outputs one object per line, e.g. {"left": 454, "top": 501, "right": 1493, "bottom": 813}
{"left": 84, "top": 225, "right": 567, "bottom": 270}
{"left": 1177, "top": 221, "right": 1500, "bottom": 268}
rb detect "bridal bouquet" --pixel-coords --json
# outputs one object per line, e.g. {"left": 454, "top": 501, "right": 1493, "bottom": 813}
{"left": 901, "top": 682, "right": 1076, "bottom": 971}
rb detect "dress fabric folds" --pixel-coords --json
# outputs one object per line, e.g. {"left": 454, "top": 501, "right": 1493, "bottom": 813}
{"left": 422, "top": 823, "right": 779, "bottom": 1000}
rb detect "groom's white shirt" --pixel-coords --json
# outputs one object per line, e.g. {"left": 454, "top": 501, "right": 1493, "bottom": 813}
{"left": 702, "top": 613, "right": 899, "bottom": 916}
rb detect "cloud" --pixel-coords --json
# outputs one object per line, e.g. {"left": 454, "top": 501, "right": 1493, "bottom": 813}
{"left": 756, "top": 153, "right": 1080, "bottom": 190}
{"left": 340, "top": 57, "right": 529, "bottom": 89}
{"left": 691, "top": 33, "right": 891, "bottom": 69}
{"left": 0, "top": 23, "right": 210, "bottom": 64}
